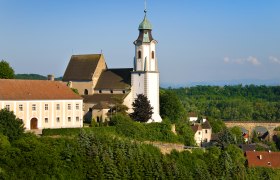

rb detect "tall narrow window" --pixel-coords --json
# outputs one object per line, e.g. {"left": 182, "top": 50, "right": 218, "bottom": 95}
{"left": 84, "top": 89, "right": 88, "bottom": 95}
{"left": 19, "top": 104, "right": 23, "bottom": 111}
{"left": 152, "top": 51, "right": 155, "bottom": 59}
{"left": 68, "top": 104, "right": 71, "bottom": 110}
{"left": 138, "top": 50, "right": 142, "bottom": 59}
{"left": 5, "top": 105, "right": 10, "bottom": 111}
{"left": 32, "top": 104, "right": 36, "bottom": 111}
{"left": 56, "top": 104, "right": 60, "bottom": 110}
{"left": 45, "top": 104, "right": 49, "bottom": 111}
{"left": 76, "top": 104, "right": 79, "bottom": 110}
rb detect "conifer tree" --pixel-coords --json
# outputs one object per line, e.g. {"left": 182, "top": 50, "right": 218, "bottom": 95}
{"left": 130, "top": 94, "right": 153, "bottom": 122}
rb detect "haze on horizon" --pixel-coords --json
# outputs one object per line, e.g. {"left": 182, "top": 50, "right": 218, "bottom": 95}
{"left": 1, "top": 0, "right": 280, "bottom": 86}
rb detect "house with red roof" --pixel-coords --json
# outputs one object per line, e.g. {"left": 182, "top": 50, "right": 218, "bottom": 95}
{"left": 246, "top": 151, "right": 280, "bottom": 168}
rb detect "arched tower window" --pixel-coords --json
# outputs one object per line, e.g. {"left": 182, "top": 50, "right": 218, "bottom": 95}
{"left": 138, "top": 51, "right": 142, "bottom": 59}
{"left": 84, "top": 89, "right": 88, "bottom": 95}
{"left": 152, "top": 51, "right": 155, "bottom": 59}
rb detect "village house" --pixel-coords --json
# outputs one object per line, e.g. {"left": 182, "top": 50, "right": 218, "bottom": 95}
{"left": 246, "top": 151, "right": 280, "bottom": 168}
{"left": 0, "top": 79, "right": 83, "bottom": 131}
{"left": 191, "top": 120, "right": 212, "bottom": 147}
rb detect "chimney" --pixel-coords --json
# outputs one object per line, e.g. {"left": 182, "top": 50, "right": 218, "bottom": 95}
{"left": 259, "top": 155, "right": 262, "bottom": 160}
{"left": 268, "top": 150, "right": 271, "bottom": 153}
{"left": 47, "top": 74, "right": 54, "bottom": 81}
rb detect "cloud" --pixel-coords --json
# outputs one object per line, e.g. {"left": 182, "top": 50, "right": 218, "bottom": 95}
{"left": 223, "top": 56, "right": 261, "bottom": 66}
{"left": 247, "top": 56, "right": 261, "bottom": 66}
{"left": 223, "top": 57, "right": 230, "bottom": 63}
{"left": 269, "top": 56, "right": 280, "bottom": 64}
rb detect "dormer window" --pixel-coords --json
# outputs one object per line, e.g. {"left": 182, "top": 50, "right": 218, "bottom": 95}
{"left": 152, "top": 51, "right": 155, "bottom": 59}
{"left": 138, "top": 51, "right": 142, "bottom": 59}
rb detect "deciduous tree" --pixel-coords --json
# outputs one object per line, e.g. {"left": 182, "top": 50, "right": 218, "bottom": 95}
{"left": 0, "top": 60, "right": 15, "bottom": 79}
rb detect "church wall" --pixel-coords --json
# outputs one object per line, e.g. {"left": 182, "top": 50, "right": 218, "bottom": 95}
{"left": 92, "top": 56, "right": 107, "bottom": 88}
{"left": 123, "top": 91, "right": 133, "bottom": 113}
{"left": 70, "top": 81, "right": 94, "bottom": 95}
{"left": 93, "top": 90, "right": 127, "bottom": 94}
{"left": 131, "top": 73, "right": 145, "bottom": 99}
{"left": 145, "top": 72, "right": 162, "bottom": 122}
{"left": 0, "top": 100, "right": 83, "bottom": 130}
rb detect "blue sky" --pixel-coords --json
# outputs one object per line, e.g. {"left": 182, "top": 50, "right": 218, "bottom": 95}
{"left": 1, "top": 0, "right": 280, "bottom": 85}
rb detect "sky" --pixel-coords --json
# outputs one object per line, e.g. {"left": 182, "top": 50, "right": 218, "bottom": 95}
{"left": 1, "top": 0, "right": 280, "bottom": 86}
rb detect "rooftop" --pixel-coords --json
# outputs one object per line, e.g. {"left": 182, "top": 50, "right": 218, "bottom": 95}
{"left": 0, "top": 79, "right": 82, "bottom": 100}
{"left": 246, "top": 151, "right": 280, "bottom": 168}
{"left": 62, "top": 54, "right": 106, "bottom": 81}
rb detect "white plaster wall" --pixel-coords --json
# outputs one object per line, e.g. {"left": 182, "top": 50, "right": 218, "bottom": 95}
{"left": 131, "top": 73, "right": 145, "bottom": 98}
{"left": 145, "top": 72, "right": 162, "bottom": 122}
{"left": 0, "top": 100, "right": 83, "bottom": 130}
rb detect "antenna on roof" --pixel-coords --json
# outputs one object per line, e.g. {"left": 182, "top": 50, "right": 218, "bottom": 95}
{"left": 101, "top": 49, "right": 103, "bottom": 54}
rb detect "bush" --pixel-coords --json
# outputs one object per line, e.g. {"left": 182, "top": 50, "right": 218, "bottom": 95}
{"left": 0, "top": 109, "right": 25, "bottom": 142}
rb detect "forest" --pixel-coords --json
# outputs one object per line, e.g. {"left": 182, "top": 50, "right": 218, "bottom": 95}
{"left": 169, "top": 85, "right": 280, "bottom": 121}
{"left": 1, "top": 109, "right": 280, "bottom": 179}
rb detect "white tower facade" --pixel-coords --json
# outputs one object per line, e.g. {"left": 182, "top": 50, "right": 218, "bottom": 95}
{"left": 131, "top": 11, "right": 162, "bottom": 123}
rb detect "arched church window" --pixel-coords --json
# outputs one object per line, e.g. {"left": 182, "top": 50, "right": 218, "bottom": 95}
{"left": 84, "top": 89, "right": 88, "bottom": 95}
{"left": 152, "top": 51, "right": 155, "bottom": 59}
{"left": 138, "top": 51, "right": 142, "bottom": 59}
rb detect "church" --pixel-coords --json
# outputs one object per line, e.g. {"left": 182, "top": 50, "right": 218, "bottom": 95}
{"left": 62, "top": 10, "right": 162, "bottom": 123}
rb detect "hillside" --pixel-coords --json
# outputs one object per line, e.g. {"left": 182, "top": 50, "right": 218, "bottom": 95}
{"left": 15, "top": 74, "right": 62, "bottom": 80}
{"left": 170, "top": 85, "right": 280, "bottom": 121}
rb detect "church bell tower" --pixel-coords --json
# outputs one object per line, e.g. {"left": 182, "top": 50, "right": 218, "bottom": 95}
{"left": 131, "top": 9, "right": 162, "bottom": 123}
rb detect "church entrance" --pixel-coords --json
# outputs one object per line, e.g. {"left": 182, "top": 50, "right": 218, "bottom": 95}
{"left": 30, "top": 118, "right": 38, "bottom": 129}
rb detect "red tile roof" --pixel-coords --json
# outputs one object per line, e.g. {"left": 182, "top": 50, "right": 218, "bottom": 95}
{"left": 246, "top": 151, "right": 280, "bottom": 168}
{"left": 0, "top": 79, "right": 82, "bottom": 100}
{"left": 191, "top": 124, "right": 202, "bottom": 133}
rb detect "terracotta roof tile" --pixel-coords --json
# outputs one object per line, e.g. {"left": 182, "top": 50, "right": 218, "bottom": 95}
{"left": 246, "top": 151, "right": 280, "bottom": 168}
{"left": 0, "top": 79, "right": 82, "bottom": 100}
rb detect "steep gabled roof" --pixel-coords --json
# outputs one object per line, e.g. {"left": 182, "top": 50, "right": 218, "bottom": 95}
{"left": 191, "top": 125, "right": 202, "bottom": 133}
{"left": 0, "top": 79, "right": 82, "bottom": 100}
{"left": 246, "top": 151, "right": 280, "bottom": 168}
{"left": 95, "top": 68, "right": 132, "bottom": 90}
{"left": 62, "top": 54, "right": 105, "bottom": 81}
{"left": 202, "top": 120, "right": 211, "bottom": 129}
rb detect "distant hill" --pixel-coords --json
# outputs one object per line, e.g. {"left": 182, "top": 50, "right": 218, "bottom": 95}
{"left": 15, "top": 74, "right": 63, "bottom": 81}
{"left": 15, "top": 74, "right": 47, "bottom": 80}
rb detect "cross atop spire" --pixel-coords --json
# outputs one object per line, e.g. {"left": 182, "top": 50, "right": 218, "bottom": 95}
{"left": 144, "top": 0, "right": 147, "bottom": 13}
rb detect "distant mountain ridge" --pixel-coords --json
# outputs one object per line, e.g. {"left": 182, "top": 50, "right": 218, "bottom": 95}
{"left": 15, "top": 74, "right": 62, "bottom": 81}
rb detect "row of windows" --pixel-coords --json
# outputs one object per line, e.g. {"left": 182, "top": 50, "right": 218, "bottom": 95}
{"left": 138, "top": 51, "right": 155, "bottom": 59}
{"left": 198, "top": 130, "right": 208, "bottom": 135}
{"left": 5, "top": 103, "right": 80, "bottom": 111}
{"left": 84, "top": 89, "right": 126, "bottom": 95}
{"left": 44, "top": 116, "right": 80, "bottom": 123}
{"left": 98, "top": 90, "right": 126, "bottom": 94}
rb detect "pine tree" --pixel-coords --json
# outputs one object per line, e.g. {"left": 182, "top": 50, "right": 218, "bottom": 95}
{"left": 130, "top": 94, "right": 153, "bottom": 122}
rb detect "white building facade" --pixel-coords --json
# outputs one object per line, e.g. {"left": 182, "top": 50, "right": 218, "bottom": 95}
{"left": 0, "top": 79, "right": 83, "bottom": 131}
{"left": 131, "top": 10, "right": 162, "bottom": 123}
